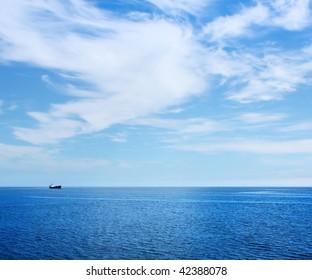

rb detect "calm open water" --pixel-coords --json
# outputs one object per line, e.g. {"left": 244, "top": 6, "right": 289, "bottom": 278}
{"left": 0, "top": 187, "right": 311, "bottom": 260}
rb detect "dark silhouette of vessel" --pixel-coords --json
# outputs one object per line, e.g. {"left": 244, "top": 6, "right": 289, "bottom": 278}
{"left": 49, "top": 184, "right": 62, "bottom": 189}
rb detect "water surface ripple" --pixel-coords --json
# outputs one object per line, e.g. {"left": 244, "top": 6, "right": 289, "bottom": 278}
{"left": 0, "top": 187, "right": 311, "bottom": 259}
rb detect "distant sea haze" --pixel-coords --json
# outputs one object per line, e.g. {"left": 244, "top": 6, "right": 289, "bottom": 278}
{"left": 0, "top": 187, "right": 311, "bottom": 260}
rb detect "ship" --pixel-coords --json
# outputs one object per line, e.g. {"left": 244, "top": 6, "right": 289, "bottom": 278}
{"left": 49, "top": 184, "right": 62, "bottom": 189}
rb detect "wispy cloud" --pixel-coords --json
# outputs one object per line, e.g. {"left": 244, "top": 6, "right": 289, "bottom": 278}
{"left": 0, "top": 100, "right": 18, "bottom": 114}
{"left": 269, "top": 0, "right": 311, "bottom": 30}
{"left": 147, "top": 0, "right": 209, "bottom": 15}
{"left": 239, "top": 113, "right": 287, "bottom": 124}
{"left": 131, "top": 117, "right": 226, "bottom": 135}
{"left": 199, "top": 42, "right": 312, "bottom": 103}
{"left": 170, "top": 139, "right": 312, "bottom": 154}
{"left": 202, "top": 1, "right": 312, "bottom": 104}
{"left": 0, "top": 143, "right": 108, "bottom": 171}
{"left": 279, "top": 122, "right": 312, "bottom": 132}
{"left": 0, "top": 0, "right": 311, "bottom": 146}
{"left": 108, "top": 132, "right": 128, "bottom": 143}
{"left": 204, "top": 3, "right": 269, "bottom": 41}
{"left": 0, "top": 0, "right": 206, "bottom": 144}
{"left": 225, "top": 48, "right": 312, "bottom": 103}
{"left": 204, "top": 0, "right": 311, "bottom": 41}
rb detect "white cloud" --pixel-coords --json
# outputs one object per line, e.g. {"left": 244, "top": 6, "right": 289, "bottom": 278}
{"left": 6, "top": 101, "right": 18, "bottom": 111}
{"left": 170, "top": 139, "right": 312, "bottom": 154}
{"left": 239, "top": 112, "right": 287, "bottom": 124}
{"left": 0, "top": 0, "right": 206, "bottom": 144}
{"left": 204, "top": 0, "right": 311, "bottom": 41}
{"left": 117, "top": 161, "right": 131, "bottom": 169}
{"left": 1, "top": 0, "right": 312, "bottom": 145}
{"left": 196, "top": 41, "right": 312, "bottom": 103}
{"left": 279, "top": 122, "right": 312, "bottom": 132}
{"left": 147, "top": 0, "right": 209, "bottom": 15}
{"left": 0, "top": 143, "right": 108, "bottom": 171}
{"left": 41, "top": 74, "right": 100, "bottom": 97}
{"left": 201, "top": 1, "right": 312, "bottom": 103}
{"left": 131, "top": 117, "right": 226, "bottom": 135}
{"left": 14, "top": 115, "right": 84, "bottom": 144}
{"left": 204, "top": 4, "right": 269, "bottom": 41}
{"left": 0, "top": 100, "right": 18, "bottom": 113}
{"left": 108, "top": 132, "right": 128, "bottom": 143}
{"left": 0, "top": 143, "right": 50, "bottom": 163}
{"left": 203, "top": 47, "right": 254, "bottom": 78}
{"left": 226, "top": 49, "right": 312, "bottom": 103}
{"left": 41, "top": 74, "right": 51, "bottom": 85}
{"left": 270, "top": 0, "right": 311, "bottom": 30}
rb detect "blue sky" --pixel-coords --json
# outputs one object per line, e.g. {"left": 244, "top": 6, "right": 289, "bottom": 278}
{"left": 0, "top": 0, "right": 312, "bottom": 186}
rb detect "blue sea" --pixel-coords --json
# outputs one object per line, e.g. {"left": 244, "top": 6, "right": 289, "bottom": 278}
{"left": 0, "top": 187, "right": 311, "bottom": 260}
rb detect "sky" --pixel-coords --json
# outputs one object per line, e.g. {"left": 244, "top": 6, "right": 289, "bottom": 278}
{"left": 0, "top": 0, "right": 312, "bottom": 187}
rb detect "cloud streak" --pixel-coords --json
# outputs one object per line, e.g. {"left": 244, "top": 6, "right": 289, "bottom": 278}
{"left": 147, "top": 0, "right": 209, "bottom": 15}
{"left": 171, "top": 139, "right": 312, "bottom": 154}
{"left": 0, "top": 143, "right": 108, "bottom": 171}
{"left": 239, "top": 113, "right": 287, "bottom": 124}
{"left": 204, "top": 0, "right": 311, "bottom": 41}
{"left": 204, "top": 3, "right": 270, "bottom": 41}
{"left": 131, "top": 117, "right": 225, "bottom": 135}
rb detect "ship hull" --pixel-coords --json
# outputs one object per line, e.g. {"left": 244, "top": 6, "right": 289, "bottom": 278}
{"left": 49, "top": 185, "right": 62, "bottom": 189}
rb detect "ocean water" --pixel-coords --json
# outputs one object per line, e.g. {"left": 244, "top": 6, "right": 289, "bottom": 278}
{"left": 0, "top": 187, "right": 311, "bottom": 260}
